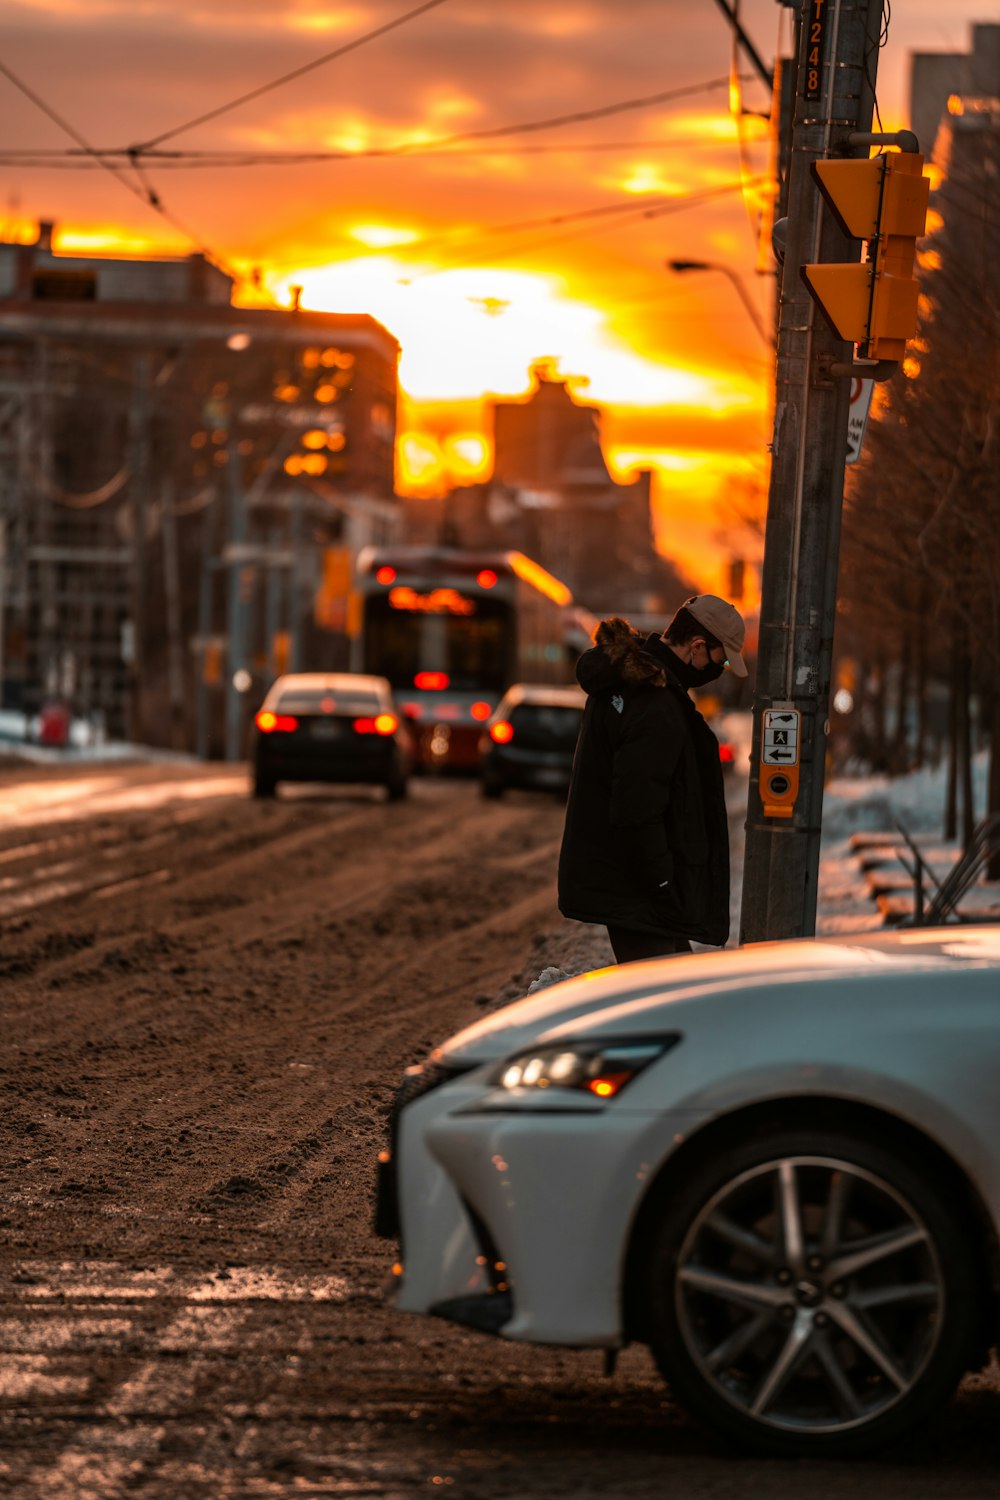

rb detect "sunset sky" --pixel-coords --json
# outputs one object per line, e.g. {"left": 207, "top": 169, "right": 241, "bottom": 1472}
{"left": 1, "top": 0, "right": 986, "bottom": 589}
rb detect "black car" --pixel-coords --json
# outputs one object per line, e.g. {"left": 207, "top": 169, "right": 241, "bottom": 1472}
{"left": 250, "top": 673, "right": 412, "bottom": 800}
{"left": 480, "top": 683, "right": 585, "bottom": 798}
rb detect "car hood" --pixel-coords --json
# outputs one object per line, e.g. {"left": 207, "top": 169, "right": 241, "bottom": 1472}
{"left": 438, "top": 929, "right": 995, "bottom": 1066}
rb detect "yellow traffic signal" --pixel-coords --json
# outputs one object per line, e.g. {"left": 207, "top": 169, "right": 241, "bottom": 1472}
{"left": 802, "top": 152, "right": 930, "bottom": 361}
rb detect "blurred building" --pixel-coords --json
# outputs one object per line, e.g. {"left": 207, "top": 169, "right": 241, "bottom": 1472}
{"left": 0, "top": 225, "right": 401, "bottom": 749}
{"left": 909, "top": 22, "right": 999, "bottom": 158}
{"left": 408, "top": 368, "right": 693, "bottom": 617}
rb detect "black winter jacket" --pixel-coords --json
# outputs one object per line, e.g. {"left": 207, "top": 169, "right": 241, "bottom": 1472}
{"left": 557, "top": 617, "right": 730, "bottom": 945}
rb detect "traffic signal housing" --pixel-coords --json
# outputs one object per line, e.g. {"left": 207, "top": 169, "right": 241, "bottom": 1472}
{"left": 802, "top": 151, "right": 930, "bottom": 362}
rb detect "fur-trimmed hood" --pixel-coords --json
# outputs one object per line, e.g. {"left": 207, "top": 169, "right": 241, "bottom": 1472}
{"left": 576, "top": 616, "right": 670, "bottom": 695}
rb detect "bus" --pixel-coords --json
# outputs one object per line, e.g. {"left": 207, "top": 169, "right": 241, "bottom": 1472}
{"left": 350, "top": 546, "right": 578, "bottom": 770}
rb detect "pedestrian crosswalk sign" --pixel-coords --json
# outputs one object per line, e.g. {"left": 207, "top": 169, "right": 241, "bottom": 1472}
{"left": 762, "top": 709, "right": 801, "bottom": 766}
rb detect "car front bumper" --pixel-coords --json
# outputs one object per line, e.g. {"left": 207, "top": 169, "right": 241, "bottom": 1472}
{"left": 382, "top": 1069, "right": 711, "bottom": 1348}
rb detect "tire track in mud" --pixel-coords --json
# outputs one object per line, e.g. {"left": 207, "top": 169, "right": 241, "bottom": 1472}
{"left": 3, "top": 782, "right": 563, "bottom": 999}
{"left": 0, "top": 769, "right": 571, "bottom": 1277}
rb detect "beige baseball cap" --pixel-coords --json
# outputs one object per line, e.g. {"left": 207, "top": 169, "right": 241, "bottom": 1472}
{"left": 682, "top": 595, "right": 748, "bottom": 677}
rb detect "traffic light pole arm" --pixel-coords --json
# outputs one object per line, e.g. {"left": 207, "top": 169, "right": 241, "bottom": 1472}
{"left": 827, "top": 355, "right": 898, "bottom": 381}
{"left": 847, "top": 129, "right": 920, "bottom": 154}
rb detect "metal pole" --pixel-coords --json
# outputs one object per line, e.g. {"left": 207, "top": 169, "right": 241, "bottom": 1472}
{"left": 0, "top": 519, "right": 5, "bottom": 710}
{"left": 127, "top": 351, "right": 151, "bottom": 745}
{"left": 195, "top": 552, "right": 212, "bottom": 761}
{"left": 289, "top": 488, "right": 303, "bottom": 674}
{"left": 160, "top": 473, "right": 186, "bottom": 750}
{"left": 224, "top": 433, "right": 247, "bottom": 761}
{"left": 740, "top": 0, "right": 884, "bottom": 943}
{"left": 265, "top": 526, "right": 283, "bottom": 679}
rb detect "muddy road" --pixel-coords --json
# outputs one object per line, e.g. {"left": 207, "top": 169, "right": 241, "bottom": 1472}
{"left": 1, "top": 761, "right": 997, "bottom": 1498}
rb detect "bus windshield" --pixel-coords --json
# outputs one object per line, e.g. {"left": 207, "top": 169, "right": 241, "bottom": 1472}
{"left": 362, "top": 594, "right": 512, "bottom": 693}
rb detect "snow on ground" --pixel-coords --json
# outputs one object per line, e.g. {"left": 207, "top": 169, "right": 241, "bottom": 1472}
{"left": 0, "top": 710, "right": 194, "bottom": 764}
{"left": 818, "top": 749, "right": 992, "bottom": 935}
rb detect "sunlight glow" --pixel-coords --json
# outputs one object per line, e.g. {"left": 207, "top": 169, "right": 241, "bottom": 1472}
{"left": 621, "top": 165, "right": 681, "bottom": 195}
{"left": 670, "top": 110, "right": 770, "bottom": 144}
{"left": 269, "top": 257, "right": 755, "bottom": 413}
{"left": 53, "top": 224, "right": 175, "bottom": 256}
{"left": 398, "top": 434, "right": 442, "bottom": 486}
{"left": 443, "top": 434, "right": 491, "bottom": 478}
{"left": 349, "top": 225, "right": 420, "bottom": 249}
{"left": 287, "top": 5, "right": 364, "bottom": 33}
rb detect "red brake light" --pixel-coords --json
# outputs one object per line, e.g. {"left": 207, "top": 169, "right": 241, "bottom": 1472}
{"left": 353, "top": 713, "right": 398, "bottom": 735}
{"left": 476, "top": 569, "right": 498, "bottom": 588}
{"left": 256, "top": 710, "right": 298, "bottom": 733}
{"left": 719, "top": 742, "right": 735, "bottom": 764}
{"left": 376, "top": 566, "right": 396, "bottom": 585}
{"left": 470, "top": 701, "right": 491, "bottom": 721}
{"left": 490, "top": 720, "right": 514, "bottom": 744}
{"left": 414, "top": 671, "right": 449, "bottom": 690}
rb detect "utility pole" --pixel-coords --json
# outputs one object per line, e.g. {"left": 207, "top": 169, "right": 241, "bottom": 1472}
{"left": 224, "top": 431, "right": 249, "bottom": 762}
{"left": 160, "top": 472, "right": 186, "bottom": 750}
{"left": 740, "top": 0, "right": 884, "bottom": 942}
{"left": 127, "top": 352, "right": 151, "bottom": 744}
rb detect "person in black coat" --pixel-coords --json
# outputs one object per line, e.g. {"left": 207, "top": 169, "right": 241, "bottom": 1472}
{"left": 558, "top": 595, "right": 748, "bottom": 964}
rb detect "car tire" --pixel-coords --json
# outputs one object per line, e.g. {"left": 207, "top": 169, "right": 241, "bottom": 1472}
{"left": 643, "top": 1128, "right": 980, "bottom": 1457}
{"left": 253, "top": 770, "right": 277, "bottom": 799}
{"left": 386, "top": 775, "right": 408, "bottom": 801}
{"left": 481, "top": 777, "right": 503, "bottom": 800}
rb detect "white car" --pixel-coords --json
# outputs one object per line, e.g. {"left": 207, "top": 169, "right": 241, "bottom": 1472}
{"left": 376, "top": 927, "right": 1000, "bottom": 1457}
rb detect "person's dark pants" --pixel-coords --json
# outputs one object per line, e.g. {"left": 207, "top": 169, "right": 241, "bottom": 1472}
{"left": 607, "top": 926, "right": 692, "bottom": 964}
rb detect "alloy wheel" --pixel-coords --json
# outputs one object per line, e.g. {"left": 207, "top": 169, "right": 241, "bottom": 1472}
{"left": 673, "top": 1154, "right": 944, "bottom": 1435}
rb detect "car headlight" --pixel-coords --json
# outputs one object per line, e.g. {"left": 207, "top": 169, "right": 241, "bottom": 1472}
{"left": 490, "top": 1035, "right": 681, "bottom": 1100}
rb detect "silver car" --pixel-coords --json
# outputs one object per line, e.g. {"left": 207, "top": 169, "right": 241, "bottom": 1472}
{"left": 376, "top": 926, "right": 1000, "bottom": 1456}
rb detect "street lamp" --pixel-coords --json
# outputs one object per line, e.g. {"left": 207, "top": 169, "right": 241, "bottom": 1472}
{"left": 666, "top": 259, "right": 774, "bottom": 350}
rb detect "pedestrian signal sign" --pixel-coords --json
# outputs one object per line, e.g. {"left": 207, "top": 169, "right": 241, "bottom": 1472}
{"left": 760, "top": 708, "right": 801, "bottom": 819}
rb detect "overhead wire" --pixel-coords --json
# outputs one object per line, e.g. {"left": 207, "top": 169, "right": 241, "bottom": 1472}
{"left": 728, "top": 1, "right": 763, "bottom": 246}
{"left": 400, "top": 179, "right": 764, "bottom": 276}
{"left": 335, "top": 76, "right": 744, "bottom": 154}
{"left": 0, "top": 54, "right": 242, "bottom": 285}
{"left": 1, "top": 76, "right": 748, "bottom": 170}
{"left": 0, "top": 58, "right": 150, "bottom": 208}
{"left": 865, "top": 0, "right": 892, "bottom": 134}
{"left": 0, "top": 136, "right": 755, "bottom": 168}
{"left": 130, "top": 0, "right": 453, "bottom": 153}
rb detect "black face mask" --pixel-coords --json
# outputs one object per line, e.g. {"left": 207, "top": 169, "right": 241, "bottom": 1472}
{"left": 670, "top": 656, "right": 725, "bottom": 690}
